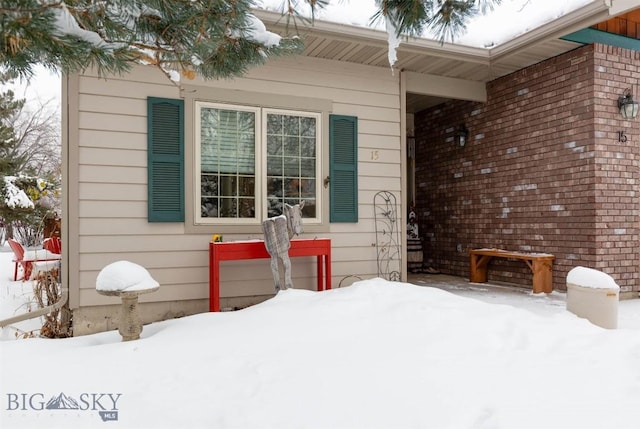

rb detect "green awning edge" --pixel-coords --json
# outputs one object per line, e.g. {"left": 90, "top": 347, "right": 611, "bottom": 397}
{"left": 562, "top": 28, "right": 640, "bottom": 51}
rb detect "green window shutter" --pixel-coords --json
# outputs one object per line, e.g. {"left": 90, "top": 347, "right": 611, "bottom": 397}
{"left": 329, "top": 115, "right": 358, "bottom": 222}
{"left": 147, "top": 97, "right": 184, "bottom": 222}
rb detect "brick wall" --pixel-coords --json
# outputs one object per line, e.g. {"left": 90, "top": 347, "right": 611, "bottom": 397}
{"left": 592, "top": 45, "right": 640, "bottom": 292}
{"left": 414, "top": 44, "right": 640, "bottom": 294}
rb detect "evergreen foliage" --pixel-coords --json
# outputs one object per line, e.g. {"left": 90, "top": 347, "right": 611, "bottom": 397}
{"left": 374, "top": 0, "right": 501, "bottom": 41}
{"left": 0, "top": 71, "right": 27, "bottom": 176}
{"left": 1, "top": 0, "right": 305, "bottom": 80}
{"left": 1, "top": 0, "right": 500, "bottom": 80}
{"left": 0, "top": 72, "right": 59, "bottom": 244}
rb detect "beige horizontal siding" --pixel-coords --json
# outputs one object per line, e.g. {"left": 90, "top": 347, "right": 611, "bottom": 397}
{"left": 79, "top": 129, "right": 146, "bottom": 150}
{"left": 79, "top": 111, "right": 145, "bottom": 133}
{"left": 70, "top": 55, "right": 403, "bottom": 310}
{"left": 79, "top": 165, "right": 147, "bottom": 184}
{"left": 358, "top": 119, "right": 400, "bottom": 136}
{"left": 79, "top": 147, "right": 146, "bottom": 167}
{"left": 79, "top": 282, "right": 209, "bottom": 306}
{"left": 359, "top": 162, "right": 401, "bottom": 178}
{"left": 78, "top": 183, "right": 146, "bottom": 201}
{"left": 80, "top": 94, "right": 147, "bottom": 116}
{"left": 79, "top": 200, "right": 147, "bottom": 218}
{"left": 78, "top": 75, "right": 177, "bottom": 99}
{"left": 332, "top": 103, "right": 399, "bottom": 122}
{"left": 80, "top": 250, "right": 208, "bottom": 270}
{"left": 359, "top": 134, "right": 403, "bottom": 151}
{"left": 357, "top": 177, "right": 401, "bottom": 191}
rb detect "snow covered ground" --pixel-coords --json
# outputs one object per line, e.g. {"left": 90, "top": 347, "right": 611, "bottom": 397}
{"left": 2, "top": 247, "right": 640, "bottom": 428}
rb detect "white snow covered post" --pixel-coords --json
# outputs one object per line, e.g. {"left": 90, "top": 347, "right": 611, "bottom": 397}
{"left": 96, "top": 261, "right": 160, "bottom": 341}
{"left": 566, "top": 267, "right": 619, "bottom": 329}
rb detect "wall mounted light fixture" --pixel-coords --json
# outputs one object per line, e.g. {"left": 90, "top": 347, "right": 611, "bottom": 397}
{"left": 455, "top": 125, "right": 469, "bottom": 147}
{"left": 618, "top": 87, "right": 639, "bottom": 119}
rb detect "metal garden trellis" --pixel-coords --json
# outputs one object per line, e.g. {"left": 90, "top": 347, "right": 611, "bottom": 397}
{"left": 374, "top": 191, "right": 401, "bottom": 281}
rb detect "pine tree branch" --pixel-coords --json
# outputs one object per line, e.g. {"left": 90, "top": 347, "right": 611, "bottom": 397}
{"left": 1, "top": 0, "right": 501, "bottom": 82}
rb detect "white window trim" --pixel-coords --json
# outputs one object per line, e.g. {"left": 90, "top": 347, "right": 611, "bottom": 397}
{"left": 194, "top": 101, "right": 322, "bottom": 226}
{"left": 261, "top": 108, "right": 322, "bottom": 225}
{"left": 195, "top": 102, "right": 261, "bottom": 225}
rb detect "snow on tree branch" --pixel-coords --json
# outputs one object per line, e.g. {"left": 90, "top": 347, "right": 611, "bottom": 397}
{"left": 1, "top": 175, "right": 58, "bottom": 211}
{"left": 1, "top": 1, "right": 501, "bottom": 81}
{"left": 245, "top": 14, "right": 282, "bottom": 48}
{"left": 52, "top": 3, "right": 109, "bottom": 48}
{"left": 1, "top": 0, "right": 304, "bottom": 81}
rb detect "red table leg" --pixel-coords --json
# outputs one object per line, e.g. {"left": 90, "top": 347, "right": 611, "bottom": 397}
{"left": 209, "top": 247, "right": 220, "bottom": 312}
{"left": 325, "top": 248, "right": 331, "bottom": 290}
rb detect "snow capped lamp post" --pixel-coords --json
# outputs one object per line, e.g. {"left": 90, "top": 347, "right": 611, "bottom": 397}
{"left": 96, "top": 261, "right": 159, "bottom": 341}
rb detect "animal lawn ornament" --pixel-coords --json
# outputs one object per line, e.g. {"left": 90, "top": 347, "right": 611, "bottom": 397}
{"left": 262, "top": 201, "right": 305, "bottom": 292}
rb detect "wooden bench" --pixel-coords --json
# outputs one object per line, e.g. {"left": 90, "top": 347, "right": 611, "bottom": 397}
{"left": 469, "top": 248, "right": 555, "bottom": 293}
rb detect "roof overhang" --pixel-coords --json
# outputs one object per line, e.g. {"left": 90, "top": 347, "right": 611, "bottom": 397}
{"left": 256, "top": 0, "right": 640, "bottom": 112}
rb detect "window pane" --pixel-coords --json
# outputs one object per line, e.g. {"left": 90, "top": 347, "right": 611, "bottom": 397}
{"left": 283, "top": 115, "right": 299, "bottom": 135}
{"left": 284, "top": 136, "right": 299, "bottom": 156}
{"left": 238, "top": 176, "right": 254, "bottom": 197}
{"left": 267, "top": 134, "right": 282, "bottom": 156}
{"left": 267, "top": 197, "right": 282, "bottom": 218}
{"left": 283, "top": 157, "right": 299, "bottom": 176}
{"left": 219, "top": 198, "right": 237, "bottom": 217}
{"left": 284, "top": 178, "right": 300, "bottom": 198}
{"left": 201, "top": 174, "right": 218, "bottom": 197}
{"left": 300, "top": 158, "right": 315, "bottom": 177}
{"left": 267, "top": 114, "right": 283, "bottom": 135}
{"left": 300, "top": 117, "right": 316, "bottom": 137}
{"left": 300, "top": 179, "right": 315, "bottom": 198}
{"left": 238, "top": 198, "right": 255, "bottom": 218}
{"left": 199, "top": 105, "right": 256, "bottom": 219}
{"left": 265, "top": 112, "right": 317, "bottom": 216}
{"left": 219, "top": 175, "right": 236, "bottom": 197}
{"left": 301, "top": 137, "right": 315, "bottom": 157}
{"left": 267, "top": 156, "right": 283, "bottom": 176}
{"left": 267, "top": 177, "right": 283, "bottom": 197}
{"left": 302, "top": 199, "right": 316, "bottom": 217}
{"left": 201, "top": 198, "right": 218, "bottom": 218}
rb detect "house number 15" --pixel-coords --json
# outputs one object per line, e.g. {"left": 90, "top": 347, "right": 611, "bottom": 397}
{"left": 371, "top": 150, "right": 379, "bottom": 160}
{"left": 618, "top": 131, "right": 628, "bottom": 143}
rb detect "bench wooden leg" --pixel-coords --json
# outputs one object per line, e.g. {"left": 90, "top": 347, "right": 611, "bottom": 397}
{"left": 470, "top": 254, "right": 492, "bottom": 283}
{"left": 531, "top": 259, "right": 553, "bottom": 293}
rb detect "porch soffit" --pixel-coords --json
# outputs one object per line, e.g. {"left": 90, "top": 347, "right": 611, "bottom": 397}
{"left": 256, "top": 1, "right": 639, "bottom": 112}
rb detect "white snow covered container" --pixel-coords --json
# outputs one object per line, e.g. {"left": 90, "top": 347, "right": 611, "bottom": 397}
{"left": 566, "top": 266, "right": 619, "bottom": 329}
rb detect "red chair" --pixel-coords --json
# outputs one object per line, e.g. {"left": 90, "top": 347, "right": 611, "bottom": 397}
{"left": 43, "top": 237, "right": 61, "bottom": 254}
{"left": 8, "top": 239, "right": 33, "bottom": 281}
{"left": 8, "top": 238, "right": 61, "bottom": 281}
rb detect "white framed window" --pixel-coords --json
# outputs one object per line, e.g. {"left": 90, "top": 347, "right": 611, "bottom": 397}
{"left": 195, "top": 101, "right": 321, "bottom": 225}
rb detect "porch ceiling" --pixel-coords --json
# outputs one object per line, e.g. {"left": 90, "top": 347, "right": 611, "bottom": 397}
{"left": 256, "top": 1, "right": 639, "bottom": 113}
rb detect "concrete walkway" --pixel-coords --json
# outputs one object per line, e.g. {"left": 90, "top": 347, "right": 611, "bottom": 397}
{"left": 407, "top": 272, "right": 568, "bottom": 317}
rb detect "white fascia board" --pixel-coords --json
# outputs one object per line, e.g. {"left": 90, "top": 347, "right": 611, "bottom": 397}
{"left": 405, "top": 71, "right": 487, "bottom": 102}
{"left": 255, "top": 9, "right": 490, "bottom": 65}
{"left": 399, "top": 37, "right": 490, "bottom": 65}
{"left": 490, "top": 1, "right": 612, "bottom": 60}
{"left": 254, "top": 9, "right": 387, "bottom": 46}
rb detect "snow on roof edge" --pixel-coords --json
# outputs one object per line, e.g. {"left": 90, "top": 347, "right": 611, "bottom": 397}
{"left": 255, "top": 0, "right": 602, "bottom": 51}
